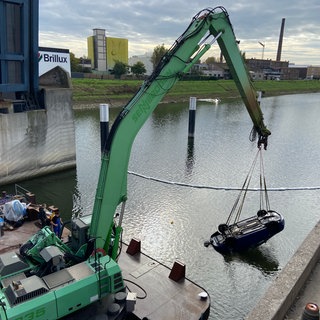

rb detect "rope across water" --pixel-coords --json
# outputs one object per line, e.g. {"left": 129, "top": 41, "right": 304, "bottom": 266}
{"left": 128, "top": 171, "right": 320, "bottom": 192}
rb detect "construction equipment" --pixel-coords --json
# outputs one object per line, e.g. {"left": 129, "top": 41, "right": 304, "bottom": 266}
{"left": 0, "top": 6, "right": 270, "bottom": 319}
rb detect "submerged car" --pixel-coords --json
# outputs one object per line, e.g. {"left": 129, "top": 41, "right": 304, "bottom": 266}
{"left": 207, "top": 210, "right": 285, "bottom": 254}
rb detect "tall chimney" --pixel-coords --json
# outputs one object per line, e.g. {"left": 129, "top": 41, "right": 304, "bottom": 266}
{"left": 276, "top": 18, "right": 285, "bottom": 61}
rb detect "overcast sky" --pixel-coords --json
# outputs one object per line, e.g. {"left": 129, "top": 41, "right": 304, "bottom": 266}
{"left": 39, "top": 1, "right": 320, "bottom": 66}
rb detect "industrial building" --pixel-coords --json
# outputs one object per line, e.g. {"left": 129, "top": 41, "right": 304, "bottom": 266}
{"left": 0, "top": 0, "right": 75, "bottom": 184}
{"left": 0, "top": 0, "right": 39, "bottom": 109}
{"left": 0, "top": 0, "right": 71, "bottom": 110}
{"left": 87, "top": 29, "right": 128, "bottom": 73}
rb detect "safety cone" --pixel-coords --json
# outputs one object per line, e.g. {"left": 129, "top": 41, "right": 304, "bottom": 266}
{"left": 302, "top": 303, "right": 319, "bottom": 320}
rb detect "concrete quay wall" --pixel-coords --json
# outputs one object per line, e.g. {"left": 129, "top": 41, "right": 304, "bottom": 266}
{"left": 0, "top": 88, "right": 76, "bottom": 185}
{"left": 246, "top": 221, "right": 320, "bottom": 320}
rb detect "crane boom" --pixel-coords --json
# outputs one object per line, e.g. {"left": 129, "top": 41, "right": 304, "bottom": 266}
{"left": 89, "top": 6, "right": 271, "bottom": 254}
{"left": 0, "top": 7, "right": 271, "bottom": 320}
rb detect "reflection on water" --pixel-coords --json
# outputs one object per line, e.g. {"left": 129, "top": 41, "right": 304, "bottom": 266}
{"left": 186, "top": 137, "right": 195, "bottom": 176}
{"left": 223, "top": 246, "right": 279, "bottom": 276}
{"left": 2, "top": 93, "right": 320, "bottom": 320}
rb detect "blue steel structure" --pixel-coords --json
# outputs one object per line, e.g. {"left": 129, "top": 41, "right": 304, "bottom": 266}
{"left": 0, "top": 0, "right": 39, "bottom": 109}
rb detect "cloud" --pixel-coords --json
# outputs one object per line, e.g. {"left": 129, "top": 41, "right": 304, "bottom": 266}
{"left": 39, "top": 1, "right": 320, "bottom": 65}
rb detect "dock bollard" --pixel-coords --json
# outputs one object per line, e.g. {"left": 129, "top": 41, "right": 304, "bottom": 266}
{"left": 169, "top": 260, "right": 186, "bottom": 282}
{"left": 301, "top": 303, "right": 319, "bottom": 320}
{"left": 126, "top": 238, "right": 141, "bottom": 255}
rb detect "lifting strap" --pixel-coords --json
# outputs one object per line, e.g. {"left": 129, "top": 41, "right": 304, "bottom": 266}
{"left": 226, "top": 147, "right": 269, "bottom": 225}
{"left": 259, "top": 148, "right": 270, "bottom": 212}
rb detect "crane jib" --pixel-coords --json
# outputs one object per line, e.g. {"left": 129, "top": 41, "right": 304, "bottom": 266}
{"left": 90, "top": 6, "right": 271, "bottom": 258}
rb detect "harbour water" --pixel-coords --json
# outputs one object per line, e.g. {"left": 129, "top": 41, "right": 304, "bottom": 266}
{"left": 2, "top": 92, "right": 320, "bottom": 319}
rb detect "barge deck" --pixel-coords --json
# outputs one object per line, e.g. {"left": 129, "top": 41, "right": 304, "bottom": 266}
{"left": 0, "top": 221, "right": 210, "bottom": 320}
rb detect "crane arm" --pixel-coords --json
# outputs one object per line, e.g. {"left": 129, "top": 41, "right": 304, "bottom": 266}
{"left": 89, "top": 6, "right": 271, "bottom": 254}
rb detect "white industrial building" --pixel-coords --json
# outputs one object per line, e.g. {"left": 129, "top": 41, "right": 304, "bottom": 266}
{"left": 129, "top": 53, "right": 153, "bottom": 76}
